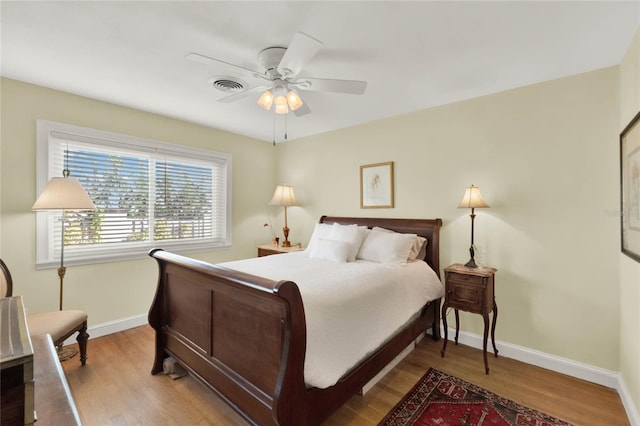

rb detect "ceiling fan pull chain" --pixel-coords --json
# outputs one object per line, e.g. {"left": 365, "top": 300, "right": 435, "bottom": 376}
{"left": 284, "top": 113, "right": 288, "bottom": 141}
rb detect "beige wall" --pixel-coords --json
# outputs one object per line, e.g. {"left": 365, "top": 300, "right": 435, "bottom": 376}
{"left": 0, "top": 78, "right": 277, "bottom": 323}
{"left": 278, "top": 67, "right": 621, "bottom": 371}
{"left": 619, "top": 27, "right": 640, "bottom": 413}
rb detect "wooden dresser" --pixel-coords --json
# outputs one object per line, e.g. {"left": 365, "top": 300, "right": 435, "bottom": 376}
{"left": 1, "top": 296, "right": 35, "bottom": 425}
{"left": 0, "top": 296, "right": 81, "bottom": 426}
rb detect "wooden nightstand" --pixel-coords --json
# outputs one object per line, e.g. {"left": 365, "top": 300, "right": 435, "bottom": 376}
{"left": 257, "top": 244, "right": 305, "bottom": 257}
{"left": 440, "top": 263, "right": 498, "bottom": 374}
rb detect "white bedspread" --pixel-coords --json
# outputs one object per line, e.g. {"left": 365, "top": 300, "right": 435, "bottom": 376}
{"left": 221, "top": 251, "right": 444, "bottom": 389}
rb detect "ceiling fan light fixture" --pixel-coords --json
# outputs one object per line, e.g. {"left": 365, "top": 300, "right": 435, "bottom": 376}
{"left": 275, "top": 95, "right": 289, "bottom": 114}
{"left": 286, "top": 90, "right": 303, "bottom": 111}
{"left": 257, "top": 90, "right": 274, "bottom": 110}
{"left": 189, "top": 32, "right": 368, "bottom": 122}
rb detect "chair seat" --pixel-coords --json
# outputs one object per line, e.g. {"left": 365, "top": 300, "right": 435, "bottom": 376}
{"left": 2, "top": 259, "right": 89, "bottom": 366}
{"left": 27, "top": 310, "right": 88, "bottom": 342}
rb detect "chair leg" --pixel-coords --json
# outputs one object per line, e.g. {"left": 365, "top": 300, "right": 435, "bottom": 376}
{"left": 76, "top": 320, "right": 89, "bottom": 366}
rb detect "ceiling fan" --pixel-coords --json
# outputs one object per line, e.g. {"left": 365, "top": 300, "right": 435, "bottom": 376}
{"left": 187, "top": 32, "right": 367, "bottom": 117}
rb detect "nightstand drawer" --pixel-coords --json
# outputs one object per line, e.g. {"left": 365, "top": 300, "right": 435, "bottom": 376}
{"left": 444, "top": 268, "right": 495, "bottom": 313}
{"left": 447, "top": 272, "right": 486, "bottom": 286}
{"left": 257, "top": 244, "right": 305, "bottom": 257}
{"left": 258, "top": 247, "right": 281, "bottom": 257}
{"left": 447, "top": 282, "right": 486, "bottom": 312}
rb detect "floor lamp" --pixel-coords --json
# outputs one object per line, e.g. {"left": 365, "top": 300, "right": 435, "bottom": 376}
{"left": 32, "top": 169, "right": 95, "bottom": 311}
{"left": 269, "top": 185, "right": 299, "bottom": 247}
{"left": 458, "top": 185, "right": 489, "bottom": 268}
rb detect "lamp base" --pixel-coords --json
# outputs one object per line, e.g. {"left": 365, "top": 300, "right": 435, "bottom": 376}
{"left": 282, "top": 225, "right": 291, "bottom": 247}
{"left": 464, "top": 258, "right": 478, "bottom": 268}
{"left": 57, "top": 345, "right": 78, "bottom": 362}
{"left": 465, "top": 245, "right": 478, "bottom": 268}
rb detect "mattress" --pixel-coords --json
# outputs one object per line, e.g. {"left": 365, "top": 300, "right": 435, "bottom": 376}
{"left": 221, "top": 251, "right": 444, "bottom": 389}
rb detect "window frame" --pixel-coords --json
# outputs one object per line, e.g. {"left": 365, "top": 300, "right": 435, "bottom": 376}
{"left": 35, "top": 120, "right": 232, "bottom": 269}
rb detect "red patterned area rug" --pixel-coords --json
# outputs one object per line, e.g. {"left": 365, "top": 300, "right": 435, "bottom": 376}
{"left": 379, "top": 368, "right": 572, "bottom": 426}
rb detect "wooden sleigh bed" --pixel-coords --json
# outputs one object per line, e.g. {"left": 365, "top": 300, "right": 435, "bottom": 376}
{"left": 148, "top": 216, "right": 443, "bottom": 425}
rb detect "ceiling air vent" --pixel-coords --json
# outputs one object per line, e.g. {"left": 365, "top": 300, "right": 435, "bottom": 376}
{"left": 208, "top": 76, "right": 246, "bottom": 93}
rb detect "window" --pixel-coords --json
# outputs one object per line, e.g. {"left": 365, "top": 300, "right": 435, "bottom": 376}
{"left": 35, "top": 120, "right": 231, "bottom": 268}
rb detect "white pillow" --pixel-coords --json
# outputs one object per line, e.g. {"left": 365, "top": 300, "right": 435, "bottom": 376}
{"left": 410, "top": 236, "right": 428, "bottom": 261}
{"left": 328, "top": 223, "right": 368, "bottom": 262}
{"left": 371, "top": 226, "right": 427, "bottom": 261}
{"left": 305, "top": 223, "right": 333, "bottom": 253}
{"left": 357, "top": 228, "right": 416, "bottom": 263}
{"left": 309, "top": 238, "right": 351, "bottom": 263}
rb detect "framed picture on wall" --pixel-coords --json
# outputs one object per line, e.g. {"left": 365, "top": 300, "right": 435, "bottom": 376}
{"left": 621, "top": 111, "right": 640, "bottom": 263}
{"left": 360, "top": 161, "right": 394, "bottom": 208}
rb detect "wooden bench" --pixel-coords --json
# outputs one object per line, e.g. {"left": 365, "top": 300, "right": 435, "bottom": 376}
{"left": 32, "top": 334, "right": 82, "bottom": 425}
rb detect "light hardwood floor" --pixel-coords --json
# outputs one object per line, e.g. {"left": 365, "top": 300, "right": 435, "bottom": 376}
{"left": 60, "top": 325, "right": 629, "bottom": 425}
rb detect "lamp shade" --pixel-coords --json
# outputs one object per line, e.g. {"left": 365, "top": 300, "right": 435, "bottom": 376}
{"left": 458, "top": 185, "right": 489, "bottom": 209}
{"left": 32, "top": 177, "right": 96, "bottom": 211}
{"left": 269, "top": 185, "right": 299, "bottom": 207}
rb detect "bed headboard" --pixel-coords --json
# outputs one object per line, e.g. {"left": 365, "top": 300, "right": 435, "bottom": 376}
{"left": 319, "top": 216, "right": 443, "bottom": 278}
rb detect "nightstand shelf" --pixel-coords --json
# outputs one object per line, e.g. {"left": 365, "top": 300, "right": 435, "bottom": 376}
{"left": 257, "top": 244, "right": 305, "bottom": 257}
{"left": 440, "top": 263, "right": 498, "bottom": 374}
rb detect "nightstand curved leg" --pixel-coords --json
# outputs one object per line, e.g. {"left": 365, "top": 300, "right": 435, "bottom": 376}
{"left": 440, "top": 304, "right": 448, "bottom": 357}
{"left": 491, "top": 301, "right": 499, "bottom": 357}
{"left": 483, "top": 312, "right": 490, "bottom": 374}
{"left": 454, "top": 309, "right": 460, "bottom": 345}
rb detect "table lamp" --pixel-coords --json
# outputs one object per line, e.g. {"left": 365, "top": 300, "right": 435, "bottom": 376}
{"left": 269, "top": 185, "right": 299, "bottom": 247}
{"left": 458, "top": 185, "right": 489, "bottom": 268}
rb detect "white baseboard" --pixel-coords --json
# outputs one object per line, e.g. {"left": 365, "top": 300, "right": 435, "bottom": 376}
{"left": 361, "top": 334, "right": 425, "bottom": 395}
{"left": 443, "top": 326, "right": 639, "bottom": 424}
{"left": 63, "top": 313, "right": 148, "bottom": 345}
{"left": 617, "top": 373, "right": 640, "bottom": 426}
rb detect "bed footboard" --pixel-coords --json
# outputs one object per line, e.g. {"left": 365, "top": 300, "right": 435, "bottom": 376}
{"left": 148, "top": 249, "right": 307, "bottom": 425}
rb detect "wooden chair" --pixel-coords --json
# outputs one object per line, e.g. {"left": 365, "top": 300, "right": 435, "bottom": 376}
{"left": 0, "top": 258, "right": 89, "bottom": 365}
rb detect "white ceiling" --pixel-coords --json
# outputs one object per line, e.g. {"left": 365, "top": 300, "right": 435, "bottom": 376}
{"left": 2, "top": 1, "right": 639, "bottom": 143}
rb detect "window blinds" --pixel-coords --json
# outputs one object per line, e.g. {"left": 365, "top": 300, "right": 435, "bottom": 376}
{"left": 35, "top": 120, "right": 230, "bottom": 268}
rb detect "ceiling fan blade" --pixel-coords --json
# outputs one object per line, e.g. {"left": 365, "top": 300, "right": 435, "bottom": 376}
{"left": 296, "top": 77, "right": 367, "bottom": 95}
{"left": 186, "top": 52, "right": 265, "bottom": 79}
{"left": 217, "top": 85, "right": 269, "bottom": 103}
{"left": 292, "top": 102, "right": 311, "bottom": 117}
{"left": 277, "top": 32, "right": 322, "bottom": 79}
